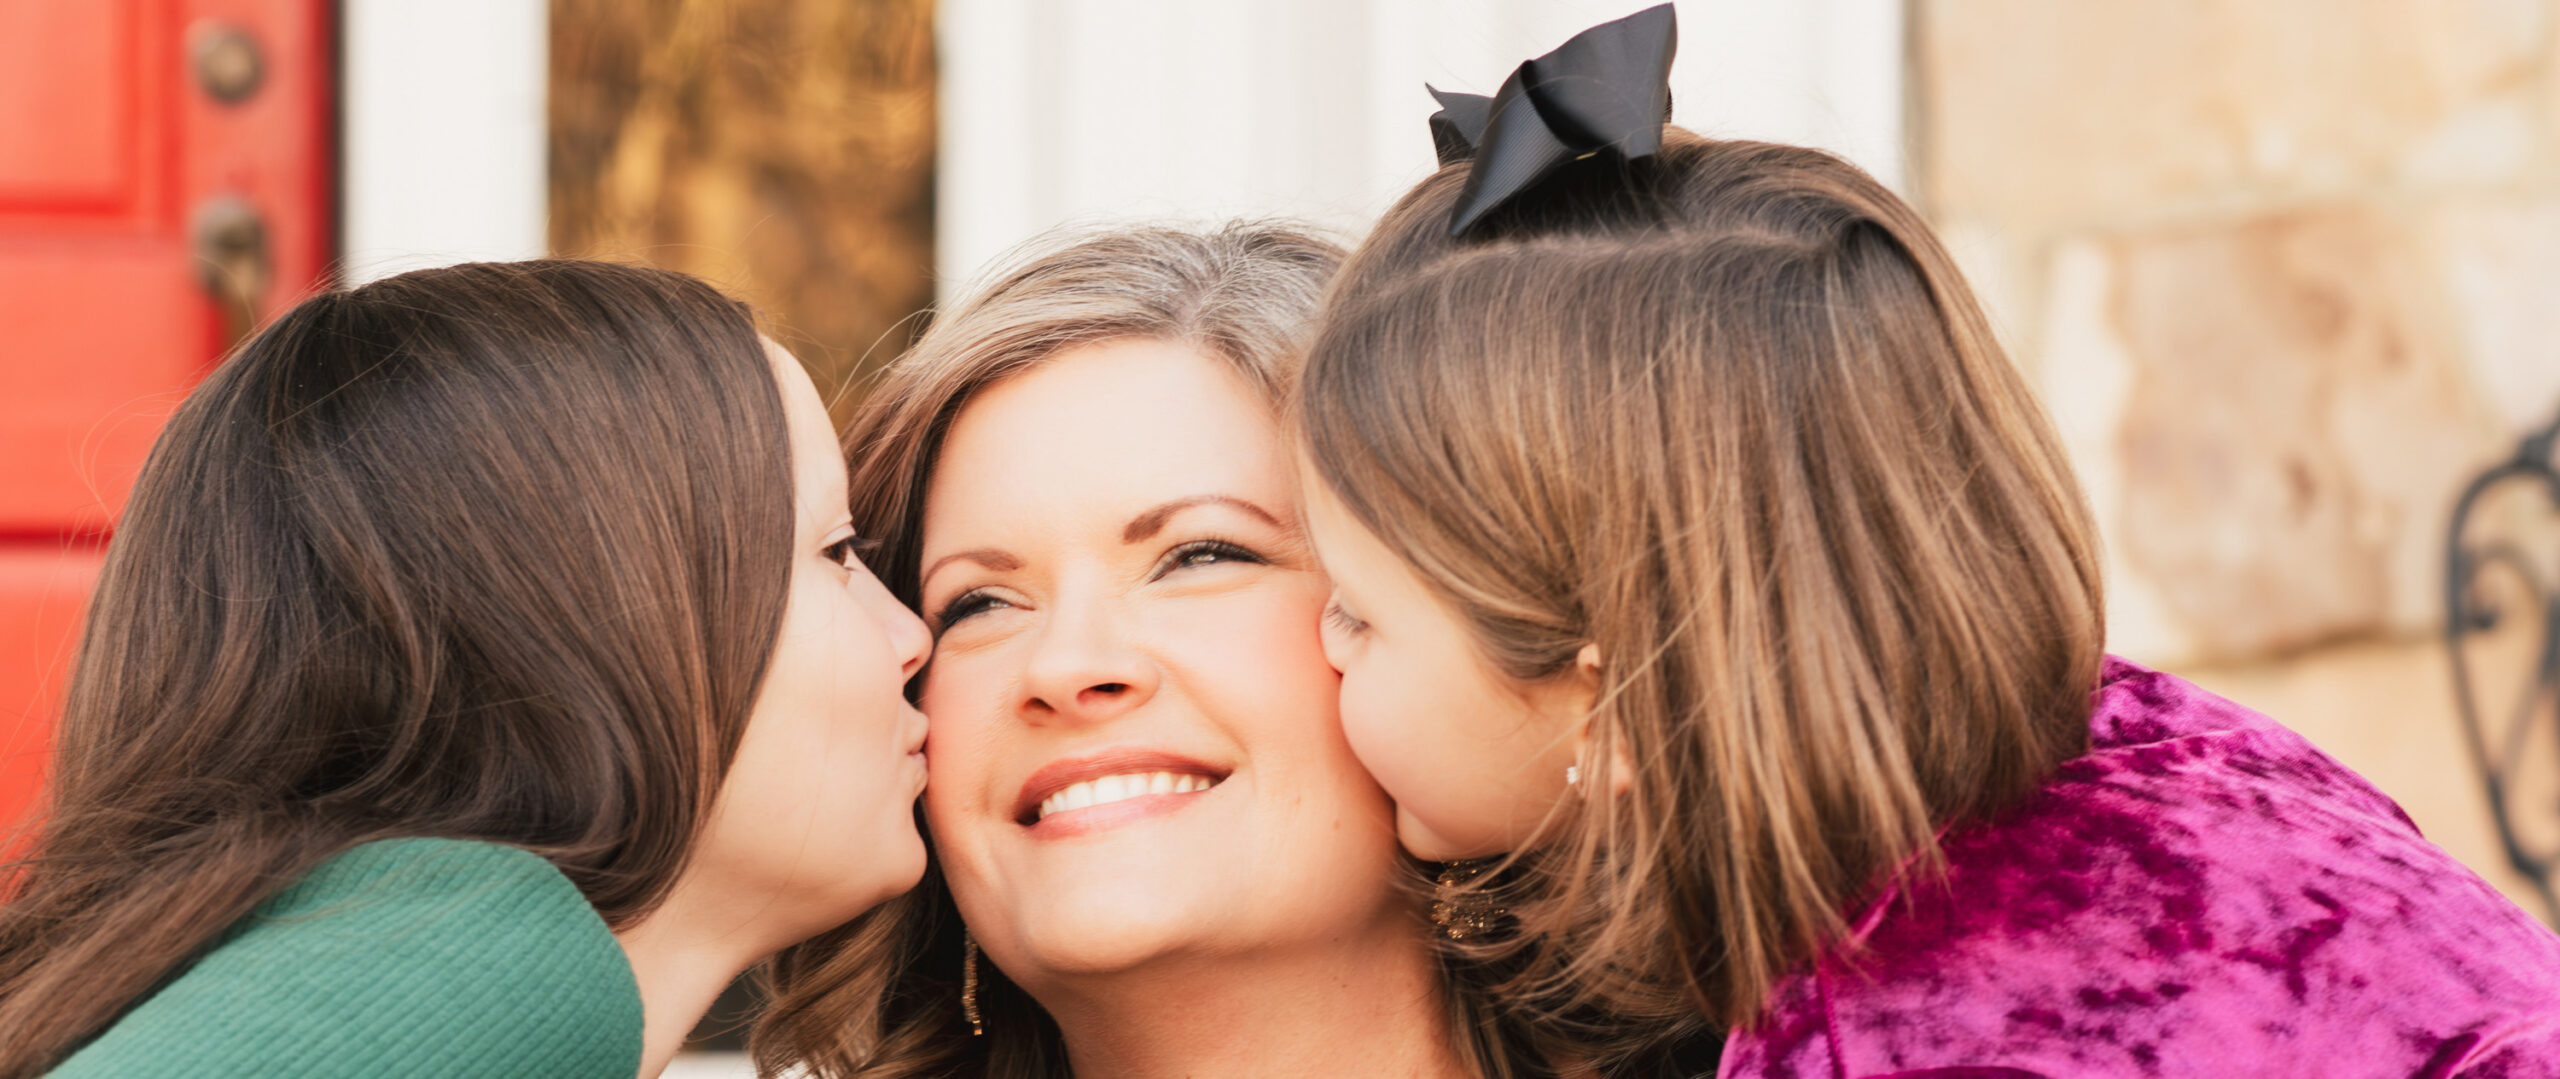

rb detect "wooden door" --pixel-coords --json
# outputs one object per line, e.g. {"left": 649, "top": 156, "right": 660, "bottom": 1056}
{"left": 0, "top": 0, "right": 332, "bottom": 842}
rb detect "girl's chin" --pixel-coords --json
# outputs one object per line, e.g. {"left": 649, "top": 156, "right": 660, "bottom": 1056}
{"left": 1393, "top": 806, "right": 1509, "bottom": 863}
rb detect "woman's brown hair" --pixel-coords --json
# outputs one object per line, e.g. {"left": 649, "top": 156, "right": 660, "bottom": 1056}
{"left": 1295, "top": 133, "right": 2107, "bottom": 1047}
{"left": 751, "top": 222, "right": 1548, "bottom": 1079}
{"left": 0, "top": 259, "right": 795, "bottom": 1077}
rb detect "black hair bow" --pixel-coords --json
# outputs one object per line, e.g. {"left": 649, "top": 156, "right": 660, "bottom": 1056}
{"left": 1426, "top": 3, "right": 1678, "bottom": 238}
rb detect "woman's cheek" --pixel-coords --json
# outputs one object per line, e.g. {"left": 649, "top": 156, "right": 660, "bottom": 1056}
{"left": 918, "top": 662, "right": 994, "bottom": 802}
{"left": 1172, "top": 586, "right": 1331, "bottom": 673}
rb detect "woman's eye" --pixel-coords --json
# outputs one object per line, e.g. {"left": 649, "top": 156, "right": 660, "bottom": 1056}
{"left": 824, "top": 534, "right": 881, "bottom": 570}
{"left": 933, "top": 590, "right": 1010, "bottom": 631}
{"left": 1158, "top": 539, "right": 1264, "bottom": 578}
{"left": 1323, "top": 599, "right": 1370, "bottom": 635}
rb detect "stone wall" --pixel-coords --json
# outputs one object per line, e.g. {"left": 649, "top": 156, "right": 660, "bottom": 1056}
{"left": 1917, "top": 0, "right": 2560, "bottom": 913}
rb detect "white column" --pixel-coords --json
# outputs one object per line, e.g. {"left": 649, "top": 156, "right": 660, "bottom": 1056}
{"left": 1678, "top": 0, "right": 1906, "bottom": 190}
{"left": 936, "top": 0, "right": 1907, "bottom": 297}
{"left": 340, "top": 0, "right": 550, "bottom": 284}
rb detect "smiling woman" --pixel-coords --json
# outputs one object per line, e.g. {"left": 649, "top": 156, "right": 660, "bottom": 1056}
{"left": 916, "top": 337, "right": 1358, "bottom": 981}
{"left": 750, "top": 225, "right": 1545, "bottom": 1079}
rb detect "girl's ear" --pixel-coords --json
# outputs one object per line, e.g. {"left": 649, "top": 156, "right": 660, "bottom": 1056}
{"left": 1569, "top": 644, "right": 1637, "bottom": 798}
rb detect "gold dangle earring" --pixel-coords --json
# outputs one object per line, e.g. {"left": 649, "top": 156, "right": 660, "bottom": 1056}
{"left": 1430, "top": 858, "right": 1507, "bottom": 940}
{"left": 961, "top": 929, "right": 986, "bottom": 1036}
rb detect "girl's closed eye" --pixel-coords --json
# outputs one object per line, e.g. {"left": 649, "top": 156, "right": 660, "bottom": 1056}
{"left": 1323, "top": 598, "right": 1369, "bottom": 635}
{"left": 825, "top": 534, "right": 882, "bottom": 571}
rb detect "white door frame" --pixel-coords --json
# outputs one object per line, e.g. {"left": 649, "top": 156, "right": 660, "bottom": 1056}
{"left": 937, "top": 0, "right": 1906, "bottom": 298}
{"left": 339, "top": 0, "right": 550, "bottom": 284}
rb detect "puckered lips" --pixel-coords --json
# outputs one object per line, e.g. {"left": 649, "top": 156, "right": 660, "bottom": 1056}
{"left": 1012, "top": 747, "right": 1230, "bottom": 838}
{"left": 902, "top": 706, "right": 931, "bottom": 788}
{"left": 902, "top": 705, "right": 931, "bottom": 757}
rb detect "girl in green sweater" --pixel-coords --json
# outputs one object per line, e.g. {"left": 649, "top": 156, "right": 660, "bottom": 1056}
{"left": 0, "top": 260, "right": 933, "bottom": 1078}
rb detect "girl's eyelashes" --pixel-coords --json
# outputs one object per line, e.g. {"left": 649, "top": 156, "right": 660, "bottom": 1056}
{"left": 1151, "top": 538, "right": 1265, "bottom": 580}
{"left": 1323, "top": 599, "right": 1370, "bottom": 635}
{"left": 824, "top": 534, "right": 882, "bottom": 570}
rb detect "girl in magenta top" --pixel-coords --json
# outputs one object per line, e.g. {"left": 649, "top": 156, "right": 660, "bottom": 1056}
{"left": 1291, "top": 7, "right": 2560, "bottom": 1076}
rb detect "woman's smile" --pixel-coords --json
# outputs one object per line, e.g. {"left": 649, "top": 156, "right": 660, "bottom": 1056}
{"left": 1013, "top": 747, "right": 1229, "bottom": 836}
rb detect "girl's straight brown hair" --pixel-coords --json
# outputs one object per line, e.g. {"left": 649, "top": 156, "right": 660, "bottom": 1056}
{"left": 1297, "top": 133, "right": 2107, "bottom": 1049}
{"left": 0, "top": 260, "right": 794, "bottom": 1077}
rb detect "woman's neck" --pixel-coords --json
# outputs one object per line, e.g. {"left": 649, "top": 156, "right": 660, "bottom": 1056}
{"left": 611, "top": 877, "right": 785, "bottom": 1079}
{"left": 1034, "top": 917, "right": 1473, "bottom": 1079}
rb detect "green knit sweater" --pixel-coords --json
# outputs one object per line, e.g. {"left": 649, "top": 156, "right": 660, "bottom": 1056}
{"left": 49, "top": 837, "right": 643, "bottom": 1077}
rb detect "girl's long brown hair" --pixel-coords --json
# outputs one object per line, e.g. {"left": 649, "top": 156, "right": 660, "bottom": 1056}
{"left": 752, "top": 222, "right": 1552, "bottom": 1079}
{"left": 1297, "top": 134, "right": 2107, "bottom": 1054}
{"left": 0, "top": 260, "right": 795, "bottom": 1077}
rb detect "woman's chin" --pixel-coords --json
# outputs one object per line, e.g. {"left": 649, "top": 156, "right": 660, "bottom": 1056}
{"left": 995, "top": 888, "right": 1231, "bottom": 978}
{"left": 1043, "top": 906, "right": 1209, "bottom": 971}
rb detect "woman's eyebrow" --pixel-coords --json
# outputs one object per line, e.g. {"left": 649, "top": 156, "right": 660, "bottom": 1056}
{"left": 921, "top": 547, "right": 1022, "bottom": 588}
{"left": 1122, "top": 495, "right": 1282, "bottom": 543}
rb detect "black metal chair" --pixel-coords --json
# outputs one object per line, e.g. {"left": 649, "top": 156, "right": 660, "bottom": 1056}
{"left": 2444, "top": 407, "right": 2560, "bottom": 925}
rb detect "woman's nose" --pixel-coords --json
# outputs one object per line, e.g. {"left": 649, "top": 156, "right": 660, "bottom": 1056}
{"left": 1017, "top": 601, "right": 1157, "bottom": 724}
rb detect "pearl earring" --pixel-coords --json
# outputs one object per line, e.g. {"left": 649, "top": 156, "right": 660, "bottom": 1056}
{"left": 1565, "top": 764, "right": 1582, "bottom": 787}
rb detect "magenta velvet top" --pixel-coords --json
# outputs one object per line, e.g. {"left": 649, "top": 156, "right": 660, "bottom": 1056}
{"left": 1718, "top": 658, "right": 2560, "bottom": 1079}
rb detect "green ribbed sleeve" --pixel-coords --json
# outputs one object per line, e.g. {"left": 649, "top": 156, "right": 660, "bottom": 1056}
{"left": 49, "top": 838, "right": 643, "bottom": 1078}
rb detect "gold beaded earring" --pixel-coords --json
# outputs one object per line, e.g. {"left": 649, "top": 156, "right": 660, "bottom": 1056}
{"left": 1429, "top": 858, "right": 1507, "bottom": 940}
{"left": 961, "top": 930, "right": 985, "bottom": 1036}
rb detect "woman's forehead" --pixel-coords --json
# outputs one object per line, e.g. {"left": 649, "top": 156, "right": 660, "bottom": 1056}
{"left": 924, "top": 341, "right": 1293, "bottom": 538}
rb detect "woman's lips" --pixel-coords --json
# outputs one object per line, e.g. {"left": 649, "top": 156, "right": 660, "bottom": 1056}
{"left": 1024, "top": 785, "right": 1216, "bottom": 839}
{"left": 1036, "top": 770, "right": 1213, "bottom": 818}
{"left": 1012, "top": 748, "right": 1230, "bottom": 831}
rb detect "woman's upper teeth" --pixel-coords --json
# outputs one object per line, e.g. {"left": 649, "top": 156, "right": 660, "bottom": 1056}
{"left": 1038, "top": 771, "right": 1215, "bottom": 820}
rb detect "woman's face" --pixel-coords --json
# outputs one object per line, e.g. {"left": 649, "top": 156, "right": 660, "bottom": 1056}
{"left": 688, "top": 343, "right": 933, "bottom": 940}
{"left": 916, "top": 338, "right": 1406, "bottom": 985}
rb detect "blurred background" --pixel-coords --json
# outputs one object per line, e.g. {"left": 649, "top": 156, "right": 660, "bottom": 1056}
{"left": 3, "top": 0, "right": 2557, "bottom": 1069}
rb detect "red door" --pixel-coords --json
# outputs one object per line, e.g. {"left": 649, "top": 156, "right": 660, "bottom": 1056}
{"left": 0, "top": 0, "right": 331, "bottom": 842}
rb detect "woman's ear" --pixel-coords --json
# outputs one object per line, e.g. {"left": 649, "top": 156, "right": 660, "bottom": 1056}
{"left": 1567, "top": 644, "right": 1636, "bottom": 798}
